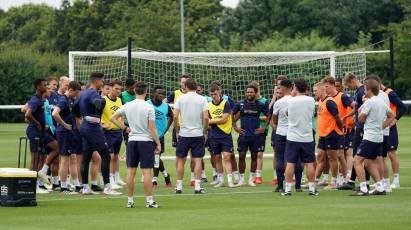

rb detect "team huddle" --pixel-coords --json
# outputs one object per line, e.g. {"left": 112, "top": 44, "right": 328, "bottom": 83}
{"left": 23, "top": 71, "right": 405, "bottom": 208}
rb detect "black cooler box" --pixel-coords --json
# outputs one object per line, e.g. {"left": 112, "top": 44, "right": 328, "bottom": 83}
{"left": 0, "top": 168, "right": 37, "bottom": 207}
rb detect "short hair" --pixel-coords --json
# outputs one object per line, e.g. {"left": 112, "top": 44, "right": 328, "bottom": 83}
{"left": 184, "top": 78, "right": 197, "bottom": 91}
{"left": 153, "top": 85, "right": 164, "bottom": 93}
{"left": 335, "top": 77, "right": 343, "bottom": 84}
{"left": 125, "top": 79, "right": 135, "bottom": 88}
{"left": 246, "top": 84, "right": 258, "bottom": 93}
{"left": 59, "top": 76, "right": 69, "bottom": 83}
{"left": 344, "top": 73, "right": 357, "bottom": 85}
{"left": 181, "top": 74, "right": 191, "bottom": 79}
{"left": 134, "top": 81, "right": 148, "bottom": 95}
{"left": 364, "top": 79, "right": 380, "bottom": 96}
{"left": 68, "top": 81, "right": 82, "bottom": 91}
{"left": 209, "top": 83, "right": 220, "bottom": 93}
{"left": 365, "top": 74, "right": 381, "bottom": 84}
{"left": 314, "top": 82, "right": 325, "bottom": 88}
{"left": 279, "top": 79, "right": 293, "bottom": 89}
{"left": 111, "top": 79, "right": 122, "bottom": 87}
{"left": 33, "top": 78, "right": 47, "bottom": 89}
{"left": 47, "top": 76, "right": 58, "bottom": 83}
{"left": 103, "top": 80, "right": 111, "bottom": 86}
{"left": 276, "top": 75, "right": 288, "bottom": 82}
{"left": 89, "top": 72, "right": 104, "bottom": 82}
{"left": 211, "top": 80, "right": 222, "bottom": 87}
{"left": 322, "top": 75, "right": 336, "bottom": 85}
{"left": 197, "top": 83, "right": 204, "bottom": 89}
{"left": 249, "top": 80, "right": 260, "bottom": 88}
{"left": 293, "top": 78, "right": 308, "bottom": 93}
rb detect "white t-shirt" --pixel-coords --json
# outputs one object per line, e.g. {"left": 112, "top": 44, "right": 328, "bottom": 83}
{"left": 115, "top": 99, "right": 155, "bottom": 141}
{"left": 377, "top": 90, "right": 390, "bottom": 136}
{"left": 273, "top": 95, "right": 291, "bottom": 136}
{"left": 286, "top": 95, "right": 315, "bottom": 143}
{"left": 175, "top": 91, "right": 209, "bottom": 137}
{"left": 361, "top": 96, "right": 391, "bottom": 143}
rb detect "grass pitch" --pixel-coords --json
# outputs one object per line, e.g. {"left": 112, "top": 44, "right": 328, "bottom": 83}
{"left": 0, "top": 118, "right": 411, "bottom": 230}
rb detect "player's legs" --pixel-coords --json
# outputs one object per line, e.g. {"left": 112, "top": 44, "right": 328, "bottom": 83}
{"left": 175, "top": 136, "right": 190, "bottom": 192}
{"left": 90, "top": 152, "right": 101, "bottom": 189}
{"left": 315, "top": 149, "right": 326, "bottom": 183}
{"left": 274, "top": 134, "right": 286, "bottom": 191}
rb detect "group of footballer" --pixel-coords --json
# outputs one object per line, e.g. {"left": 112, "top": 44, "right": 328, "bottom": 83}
{"left": 23, "top": 70, "right": 405, "bottom": 208}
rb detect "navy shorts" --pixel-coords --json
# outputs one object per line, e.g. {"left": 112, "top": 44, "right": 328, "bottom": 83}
{"left": 387, "top": 125, "right": 398, "bottom": 151}
{"left": 160, "top": 137, "right": 165, "bottom": 154}
{"left": 26, "top": 126, "right": 45, "bottom": 154}
{"left": 176, "top": 136, "right": 205, "bottom": 158}
{"left": 274, "top": 134, "right": 286, "bottom": 158}
{"left": 72, "top": 130, "right": 82, "bottom": 154}
{"left": 318, "top": 131, "right": 344, "bottom": 150}
{"left": 344, "top": 129, "right": 354, "bottom": 150}
{"left": 126, "top": 141, "right": 155, "bottom": 168}
{"left": 382, "top": 136, "right": 389, "bottom": 158}
{"left": 285, "top": 140, "right": 315, "bottom": 163}
{"left": 357, "top": 139, "right": 382, "bottom": 160}
{"left": 104, "top": 130, "right": 123, "bottom": 154}
{"left": 271, "top": 130, "right": 276, "bottom": 148}
{"left": 208, "top": 136, "right": 234, "bottom": 155}
{"left": 56, "top": 131, "right": 76, "bottom": 156}
{"left": 258, "top": 134, "right": 267, "bottom": 152}
{"left": 122, "top": 129, "right": 129, "bottom": 144}
{"left": 237, "top": 135, "right": 264, "bottom": 154}
{"left": 353, "top": 127, "right": 364, "bottom": 156}
{"left": 172, "top": 129, "right": 177, "bottom": 147}
{"left": 80, "top": 127, "right": 110, "bottom": 153}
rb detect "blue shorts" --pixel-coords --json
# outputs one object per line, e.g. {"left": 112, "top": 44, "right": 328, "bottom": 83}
{"left": 56, "top": 131, "right": 76, "bottom": 156}
{"left": 126, "top": 141, "right": 155, "bottom": 168}
{"left": 104, "top": 130, "right": 123, "bottom": 154}
{"left": 382, "top": 136, "right": 389, "bottom": 158}
{"left": 357, "top": 139, "right": 382, "bottom": 160}
{"left": 274, "top": 134, "right": 286, "bottom": 158}
{"left": 387, "top": 125, "right": 398, "bottom": 151}
{"left": 209, "top": 136, "right": 234, "bottom": 155}
{"left": 172, "top": 129, "right": 177, "bottom": 147}
{"left": 237, "top": 135, "right": 264, "bottom": 154}
{"left": 271, "top": 130, "right": 276, "bottom": 148}
{"left": 176, "top": 136, "right": 205, "bottom": 158}
{"left": 72, "top": 130, "right": 82, "bottom": 154}
{"left": 285, "top": 140, "right": 315, "bottom": 163}
{"left": 80, "top": 127, "right": 110, "bottom": 153}
{"left": 318, "top": 131, "right": 344, "bottom": 150}
{"left": 26, "top": 126, "right": 55, "bottom": 155}
{"left": 159, "top": 137, "right": 165, "bottom": 154}
{"left": 344, "top": 129, "right": 354, "bottom": 150}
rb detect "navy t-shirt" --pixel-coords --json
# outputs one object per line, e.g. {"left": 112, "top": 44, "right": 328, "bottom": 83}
{"left": 78, "top": 88, "right": 106, "bottom": 129}
{"left": 326, "top": 100, "right": 339, "bottom": 116}
{"left": 209, "top": 100, "right": 232, "bottom": 139}
{"left": 232, "top": 100, "right": 269, "bottom": 137}
{"left": 386, "top": 90, "right": 406, "bottom": 120}
{"left": 56, "top": 95, "right": 75, "bottom": 132}
{"left": 341, "top": 93, "right": 354, "bottom": 108}
{"left": 27, "top": 94, "right": 45, "bottom": 129}
{"left": 354, "top": 85, "right": 365, "bottom": 128}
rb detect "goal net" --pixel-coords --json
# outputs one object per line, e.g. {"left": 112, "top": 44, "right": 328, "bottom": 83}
{"left": 69, "top": 49, "right": 389, "bottom": 100}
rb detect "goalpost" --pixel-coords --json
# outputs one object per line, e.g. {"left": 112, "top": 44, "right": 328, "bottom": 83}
{"left": 68, "top": 49, "right": 389, "bottom": 100}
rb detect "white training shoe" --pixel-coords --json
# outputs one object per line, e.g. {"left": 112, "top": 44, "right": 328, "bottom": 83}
{"left": 36, "top": 186, "right": 50, "bottom": 194}
{"left": 37, "top": 171, "right": 50, "bottom": 185}
{"left": 385, "top": 187, "right": 393, "bottom": 193}
{"left": 248, "top": 180, "right": 256, "bottom": 187}
{"left": 236, "top": 180, "right": 245, "bottom": 187}
{"left": 111, "top": 183, "right": 122, "bottom": 190}
{"left": 210, "top": 180, "right": 220, "bottom": 185}
{"left": 104, "top": 187, "right": 122, "bottom": 196}
{"left": 116, "top": 179, "right": 126, "bottom": 186}
{"left": 390, "top": 183, "right": 400, "bottom": 189}
{"left": 233, "top": 175, "right": 239, "bottom": 184}
{"left": 213, "top": 182, "right": 224, "bottom": 188}
{"left": 82, "top": 187, "right": 97, "bottom": 195}
{"left": 227, "top": 181, "right": 236, "bottom": 188}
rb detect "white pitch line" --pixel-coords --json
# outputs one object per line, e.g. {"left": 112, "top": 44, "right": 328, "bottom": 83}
{"left": 37, "top": 187, "right": 411, "bottom": 202}
{"left": 37, "top": 190, "right": 271, "bottom": 202}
